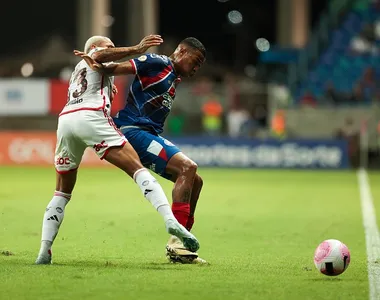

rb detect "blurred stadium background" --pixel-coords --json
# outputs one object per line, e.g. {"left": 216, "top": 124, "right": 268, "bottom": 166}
{"left": 1, "top": 0, "right": 380, "bottom": 170}
{"left": 2, "top": 1, "right": 380, "bottom": 299}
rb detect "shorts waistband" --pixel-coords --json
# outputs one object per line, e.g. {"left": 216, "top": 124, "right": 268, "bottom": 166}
{"left": 120, "top": 125, "right": 151, "bottom": 131}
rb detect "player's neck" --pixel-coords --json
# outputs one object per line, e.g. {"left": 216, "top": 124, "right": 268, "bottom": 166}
{"left": 169, "top": 56, "right": 180, "bottom": 77}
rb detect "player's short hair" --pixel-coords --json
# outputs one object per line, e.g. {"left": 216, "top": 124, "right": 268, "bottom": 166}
{"left": 84, "top": 36, "right": 110, "bottom": 53}
{"left": 180, "top": 37, "right": 206, "bottom": 58}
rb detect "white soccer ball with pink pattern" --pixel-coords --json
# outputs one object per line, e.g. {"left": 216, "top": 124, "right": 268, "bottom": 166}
{"left": 314, "top": 239, "right": 351, "bottom": 276}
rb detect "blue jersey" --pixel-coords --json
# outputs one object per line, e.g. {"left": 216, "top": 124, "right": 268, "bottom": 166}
{"left": 113, "top": 53, "right": 181, "bottom": 134}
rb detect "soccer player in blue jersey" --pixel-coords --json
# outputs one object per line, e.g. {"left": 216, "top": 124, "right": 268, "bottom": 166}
{"left": 75, "top": 37, "right": 207, "bottom": 264}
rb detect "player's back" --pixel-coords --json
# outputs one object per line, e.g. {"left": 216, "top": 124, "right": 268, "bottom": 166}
{"left": 60, "top": 48, "right": 114, "bottom": 116}
{"left": 114, "top": 53, "right": 181, "bottom": 134}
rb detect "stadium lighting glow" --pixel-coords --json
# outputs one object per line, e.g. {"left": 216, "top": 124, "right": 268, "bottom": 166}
{"left": 255, "top": 38, "right": 270, "bottom": 52}
{"left": 102, "top": 15, "right": 114, "bottom": 27}
{"left": 227, "top": 10, "right": 243, "bottom": 24}
{"left": 21, "top": 63, "right": 34, "bottom": 77}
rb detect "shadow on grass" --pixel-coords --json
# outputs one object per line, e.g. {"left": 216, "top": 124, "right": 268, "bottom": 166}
{"left": 56, "top": 260, "right": 209, "bottom": 270}
{"left": 2, "top": 256, "right": 210, "bottom": 270}
{"left": 306, "top": 277, "right": 366, "bottom": 282}
{"left": 3, "top": 260, "right": 199, "bottom": 270}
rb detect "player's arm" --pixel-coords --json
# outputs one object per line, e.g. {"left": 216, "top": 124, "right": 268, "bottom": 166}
{"left": 100, "top": 61, "right": 136, "bottom": 76}
{"left": 91, "top": 34, "right": 163, "bottom": 63}
{"left": 73, "top": 51, "right": 136, "bottom": 76}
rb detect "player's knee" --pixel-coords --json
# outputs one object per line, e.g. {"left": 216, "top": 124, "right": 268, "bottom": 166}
{"left": 106, "top": 144, "right": 143, "bottom": 177}
{"left": 181, "top": 160, "right": 198, "bottom": 176}
{"left": 56, "top": 171, "right": 77, "bottom": 194}
{"left": 119, "top": 155, "right": 144, "bottom": 177}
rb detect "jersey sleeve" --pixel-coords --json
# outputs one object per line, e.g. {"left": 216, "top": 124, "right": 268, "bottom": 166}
{"left": 129, "top": 54, "right": 169, "bottom": 76}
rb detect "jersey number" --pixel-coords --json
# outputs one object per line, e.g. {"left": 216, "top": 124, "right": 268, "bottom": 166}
{"left": 71, "top": 68, "right": 88, "bottom": 99}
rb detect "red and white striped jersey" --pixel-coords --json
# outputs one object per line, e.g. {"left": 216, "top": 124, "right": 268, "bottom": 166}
{"left": 60, "top": 47, "right": 114, "bottom": 116}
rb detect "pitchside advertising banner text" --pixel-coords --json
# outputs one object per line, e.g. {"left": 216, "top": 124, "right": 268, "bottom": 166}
{"left": 0, "top": 132, "right": 349, "bottom": 169}
{"left": 171, "top": 137, "right": 349, "bottom": 169}
{"left": 0, "top": 80, "right": 49, "bottom": 115}
{"left": 0, "top": 79, "right": 127, "bottom": 116}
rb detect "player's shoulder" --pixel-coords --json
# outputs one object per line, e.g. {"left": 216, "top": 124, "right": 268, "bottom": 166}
{"left": 136, "top": 53, "right": 170, "bottom": 65}
{"left": 73, "top": 60, "right": 88, "bottom": 73}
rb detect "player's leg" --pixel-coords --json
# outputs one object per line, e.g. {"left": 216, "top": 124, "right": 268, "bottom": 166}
{"left": 165, "top": 152, "right": 199, "bottom": 228}
{"left": 164, "top": 153, "right": 207, "bottom": 264}
{"left": 186, "top": 173, "right": 203, "bottom": 231}
{"left": 160, "top": 165, "right": 203, "bottom": 230}
{"left": 121, "top": 128, "right": 188, "bottom": 224}
{"left": 121, "top": 130, "right": 206, "bottom": 263}
{"left": 103, "top": 143, "right": 198, "bottom": 252}
{"left": 36, "top": 115, "right": 85, "bottom": 264}
{"left": 122, "top": 131, "right": 203, "bottom": 229}
{"left": 87, "top": 113, "right": 199, "bottom": 252}
{"left": 123, "top": 130, "right": 196, "bottom": 228}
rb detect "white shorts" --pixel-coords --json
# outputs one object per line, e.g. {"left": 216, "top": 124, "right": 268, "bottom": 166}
{"left": 54, "top": 109, "right": 127, "bottom": 173}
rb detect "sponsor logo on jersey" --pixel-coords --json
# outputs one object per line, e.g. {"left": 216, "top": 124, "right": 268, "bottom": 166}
{"left": 162, "top": 93, "right": 173, "bottom": 110}
{"left": 55, "top": 157, "right": 70, "bottom": 165}
{"left": 93, "top": 140, "right": 108, "bottom": 152}
{"left": 163, "top": 139, "right": 174, "bottom": 146}
{"left": 66, "top": 98, "right": 83, "bottom": 106}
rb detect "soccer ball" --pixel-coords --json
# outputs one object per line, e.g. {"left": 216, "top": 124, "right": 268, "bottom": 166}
{"left": 313, "top": 239, "right": 351, "bottom": 276}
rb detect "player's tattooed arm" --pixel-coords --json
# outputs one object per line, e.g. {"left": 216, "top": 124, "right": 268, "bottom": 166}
{"left": 74, "top": 50, "right": 106, "bottom": 72}
{"left": 74, "top": 51, "right": 136, "bottom": 76}
{"left": 91, "top": 35, "right": 163, "bottom": 63}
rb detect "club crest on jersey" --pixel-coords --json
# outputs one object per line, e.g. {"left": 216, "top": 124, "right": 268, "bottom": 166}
{"left": 163, "top": 139, "right": 174, "bottom": 146}
{"left": 138, "top": 55, "right": 147, "bottom": 62}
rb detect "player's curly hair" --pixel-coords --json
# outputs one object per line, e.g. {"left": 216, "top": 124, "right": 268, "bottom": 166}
{"left": 180, "top": 37, "right": 206, "bottom": 58}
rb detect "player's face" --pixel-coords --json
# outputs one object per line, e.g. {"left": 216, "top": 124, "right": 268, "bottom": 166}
{"left": 98, "top": 39, "right": 115, "bottom": 49}
{"left": 179, "top": 49, "right": 205, "bottom": 77}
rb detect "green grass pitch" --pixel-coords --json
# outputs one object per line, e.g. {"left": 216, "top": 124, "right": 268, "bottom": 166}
{"left": 0, "top": 167, "right": 377, "bottom": 299}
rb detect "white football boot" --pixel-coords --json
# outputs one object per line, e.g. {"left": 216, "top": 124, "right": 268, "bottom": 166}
{"left": 166, "top": 235, "right": 208, "bottom": 264}
{"left": 35, "top": 248, "right": 52, "bottom": 265}
{"left": 165, "top": 219, "right": 200, "bottom": 253}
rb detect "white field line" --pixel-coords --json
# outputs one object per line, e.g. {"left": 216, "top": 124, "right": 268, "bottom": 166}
{"left": 357, "top": 169, "right": 380, "bottom": 300}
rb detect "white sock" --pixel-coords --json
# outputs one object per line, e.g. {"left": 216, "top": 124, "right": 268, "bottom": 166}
{"left": 134, "top": 168, "right": 175, "bottom": 222}
{"left": 39, "top": 191, "right": 70, "bottom": 253}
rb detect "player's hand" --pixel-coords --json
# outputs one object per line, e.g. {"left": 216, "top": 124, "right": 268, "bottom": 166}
{"left": 110, "top": 84, "right": 118, "bottom": 103}
{"left": 112, "top": 84, "right": 118, "bottom": 95}
{"left": 73, "top": 50, "right": 105, "bottom": 72}
{"left": 136, "top": 34, "right": 163, "bottom": 54}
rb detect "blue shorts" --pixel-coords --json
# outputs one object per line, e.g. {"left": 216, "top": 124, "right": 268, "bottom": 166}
{"left": 121, "top": 127, "right": 181, "bottom": 179}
